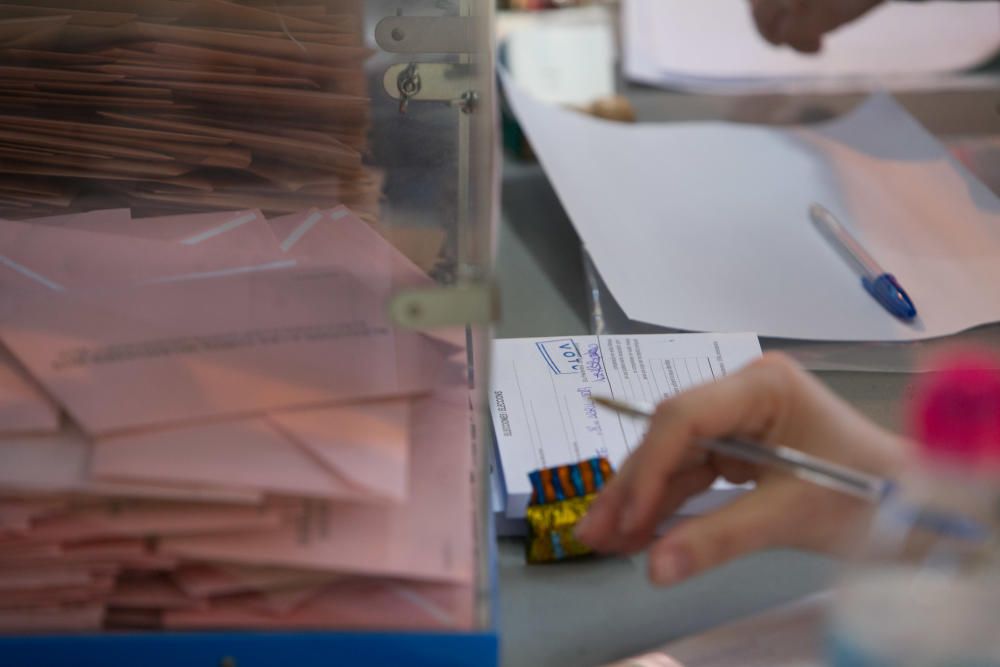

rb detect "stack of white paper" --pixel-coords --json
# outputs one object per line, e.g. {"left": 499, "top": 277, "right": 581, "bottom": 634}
{"left": 624, "top": 0, "right": 1000, "bottom": 93}
{"left": 502, "top": 72, "right": 1000, "bottom": 342}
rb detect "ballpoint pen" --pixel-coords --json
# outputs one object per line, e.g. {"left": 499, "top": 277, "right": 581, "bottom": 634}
{"left": 809, "top": 203, "right": 917, "bottom": 322}
{"left": 592, "top": 395, "right": 891, "bottom": 502}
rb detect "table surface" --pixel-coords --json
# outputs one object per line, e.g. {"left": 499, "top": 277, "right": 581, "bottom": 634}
{"left": 493, "top": 81, "right": 1000, "bottom": 667}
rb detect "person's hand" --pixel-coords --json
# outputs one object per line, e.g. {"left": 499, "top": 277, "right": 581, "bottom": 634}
{"left": 749, "top": 0, "right": 885, "bottom": 53}
{"left": 574, "top": 353, "right": 909, "bottom": 586}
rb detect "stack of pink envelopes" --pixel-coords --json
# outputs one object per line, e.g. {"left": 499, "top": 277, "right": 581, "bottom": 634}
{"left": 0, "top": 206, "right": 479, "bottom": 633}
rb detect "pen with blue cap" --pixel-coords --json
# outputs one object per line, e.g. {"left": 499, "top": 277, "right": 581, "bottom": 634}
{"left": 592, "top": 395, "right": 890, "bottom": 502}
{"left": 810, "top": 203, "right": 917, "bottom": 321}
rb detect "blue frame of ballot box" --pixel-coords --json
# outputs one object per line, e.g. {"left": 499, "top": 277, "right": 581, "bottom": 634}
{"left": 0, "top": 628, "right": 498, "bottom": 667}
{"left": 0, "top": 527, "right": 500, "bottom": 667}
{"left": 0, "top": 627, "right": 499, "bottom": 667}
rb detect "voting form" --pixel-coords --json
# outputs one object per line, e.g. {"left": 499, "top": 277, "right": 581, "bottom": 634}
{"left": 490, "top": 333, "right": 762, "bottom": 516}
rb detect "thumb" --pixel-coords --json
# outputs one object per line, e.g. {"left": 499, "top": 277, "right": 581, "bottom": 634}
{"left": 646, "top": 485, "right": 793, "bottom": 586}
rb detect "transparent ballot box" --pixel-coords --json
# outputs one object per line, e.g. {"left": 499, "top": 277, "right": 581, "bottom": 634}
{"left": 0, "top": 1, "right": 499, "bottom": 665}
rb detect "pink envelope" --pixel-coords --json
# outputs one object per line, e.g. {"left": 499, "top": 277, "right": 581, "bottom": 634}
{"left": 22, "top": 501, "right": 295, "bottom": 544}
{"left": 0, "top": 214, "right": 287, "bottom": 294}
{"left": 268, "top": 206, "right": 467, "bottom": 348}
{"left": 0, "top": 500, "right": 66, "bottom": 535}
{"left": 91, "top": 400, "right": 410, "bottom": 503}
{"left": 0, "top": 585, "right": 109, "bottom": 610}
{"left": 265, "top": 399, "right": 411, "bottom": 501}
{"left": 244, "top": 583, "right": 328, "bottom": 616}
{"left": 0, "top": 567, "right": 115, "bottom": 609}
{"left": 0, "top": 346, "right": 59, "bottom": 435}
{"left": 0, "top": 540, "right": 61, "bottom": 559}
{"left": 0, "top": 539, "right": 158, "bottom": 570}
{"left": 0, "top": 604, "right": 104, "bottom": 633}
{"left": 173, "top": 563, "right": 339, "bottom": 599}
{"left": 108, "top": 575, "right": 207, "bottom": 611}
{"left": 0, "top": 266, "right": 451, "bottom": 435}
{"left": 164, "top": 578, "right": 474, "bottom": 631}
{"left": 0, "top": 567, "right": 95, "bottom": 592}
{"left": 23, "top": 209, "right": 132, "bottom": 231}
{"left": 161, "top": 388, "right": 475, "bottom": 584}
{"left": 34, "top": 209, "right": 280, "bottom": 257}
{"left": 269, "top": 207, "right": 429, "bottom": 287}
{"left": 0, "top": 426, "right": 262, "bottom": 504}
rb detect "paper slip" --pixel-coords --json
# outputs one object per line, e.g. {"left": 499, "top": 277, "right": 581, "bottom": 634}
{"left": 490, "top": 333, "right": 762, "bottom": 517}
{"left": 503, "top": 73, "right": 1000, "bottom": 341}
{"left": 161, "top": 388, "right": 476, "bottom": 584}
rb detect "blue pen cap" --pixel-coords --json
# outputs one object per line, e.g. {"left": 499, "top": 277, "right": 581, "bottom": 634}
{"left": 862, "top": 273, "right": 917, "bottom": 321}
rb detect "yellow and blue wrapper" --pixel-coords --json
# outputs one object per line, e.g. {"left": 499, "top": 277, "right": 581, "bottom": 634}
{"left": 525, "top": 457, "right": 614, "bottom": 563}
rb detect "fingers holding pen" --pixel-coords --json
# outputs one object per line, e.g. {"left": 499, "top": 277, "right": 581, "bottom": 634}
{"left": 576, "top": 355, "right": 794, "bottom": 554}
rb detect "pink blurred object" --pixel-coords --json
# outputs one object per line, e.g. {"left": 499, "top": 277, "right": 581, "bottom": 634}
{"left": 909, "top": 348, "right": 1000, "bottom": 469}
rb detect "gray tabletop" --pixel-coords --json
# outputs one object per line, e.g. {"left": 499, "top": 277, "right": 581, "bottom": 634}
{"left": 493, "top": 84, "right": 1000, "bottom": 666}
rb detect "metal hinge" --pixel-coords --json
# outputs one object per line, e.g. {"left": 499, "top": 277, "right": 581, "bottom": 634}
{"left": 389, "top": 283, "right": 498, "bottom": 329}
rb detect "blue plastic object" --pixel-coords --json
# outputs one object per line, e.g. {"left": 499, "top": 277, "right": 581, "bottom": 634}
{"left": 861, "top": 273, "right": 917, "bottom": 321}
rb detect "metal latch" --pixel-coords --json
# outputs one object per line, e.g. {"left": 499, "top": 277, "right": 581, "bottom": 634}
{"left": 386, "top": 63, "right": 478, "bottom": 114}
{"left": 389, "top": 283, "right": 498, "bottom": 329}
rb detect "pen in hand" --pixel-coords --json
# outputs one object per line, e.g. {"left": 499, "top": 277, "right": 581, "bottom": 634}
{"left": 593, "top": 395, "right": 891, "bottom": 502}
{"left": 809, "top": 203, "right": 917, "bottom": 322}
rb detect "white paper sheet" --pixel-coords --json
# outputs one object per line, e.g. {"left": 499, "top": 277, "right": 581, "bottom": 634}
{"left": 624, "top": 0, "right": 1000, "bottom": 93}
{"left": 601, "top": 592, "right": 830, "bottom": 667}
{"left": 503, "top": 74, "right": 1000, "bottom": 341}
{"left": 490, "top": 333, "right": 761, "bottom": 517}
{"left": 503, "top": 6, "right": 615, "bottom": 106}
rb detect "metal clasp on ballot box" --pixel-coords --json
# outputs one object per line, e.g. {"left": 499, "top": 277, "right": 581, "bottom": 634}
{"left": 377, "top": 6, "right": 497, "bottom": 330}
